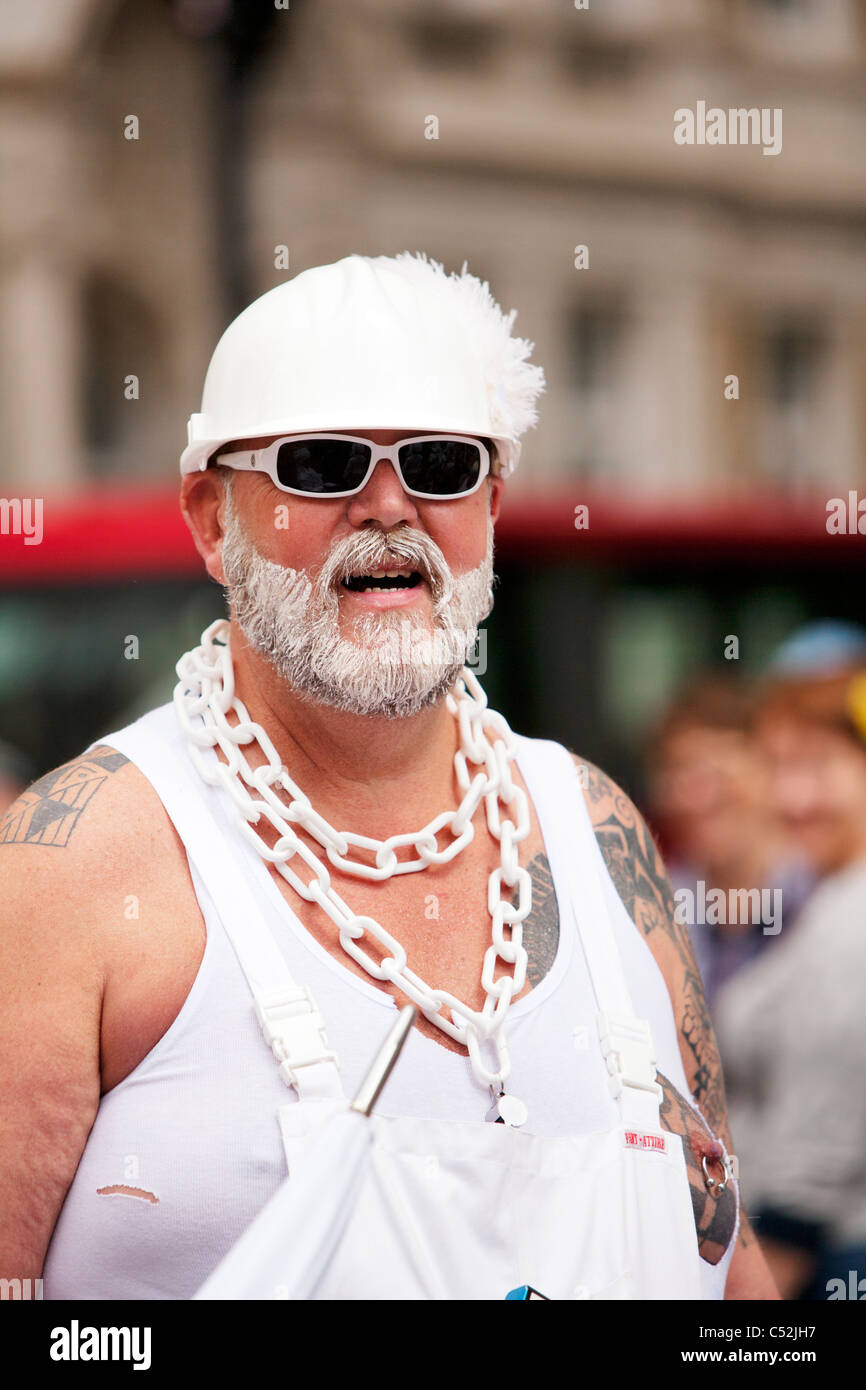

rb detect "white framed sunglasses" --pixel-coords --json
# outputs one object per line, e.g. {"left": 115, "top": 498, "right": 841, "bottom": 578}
{"left": 215, "top": 432, "right": 492, "bottom": 500}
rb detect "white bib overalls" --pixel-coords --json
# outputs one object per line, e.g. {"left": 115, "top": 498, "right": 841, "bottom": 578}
{"left": 42, "top": 704, "right": 738, "bottom": 1300}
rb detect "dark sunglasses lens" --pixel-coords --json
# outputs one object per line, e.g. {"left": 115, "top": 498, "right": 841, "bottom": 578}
{"left": 275, "top": 439, "right": 372, "bottom": 493}
{"left": 397, "top": 439, "right": 482, "bottom": 496}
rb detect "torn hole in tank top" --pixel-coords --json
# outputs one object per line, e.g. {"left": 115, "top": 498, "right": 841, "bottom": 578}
{"left": 96, "top": 1185, "right": 160, "bottom": 1205}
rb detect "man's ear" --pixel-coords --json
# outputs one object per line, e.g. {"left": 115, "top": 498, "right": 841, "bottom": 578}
{"left": 488, "top": 473, "right": 505, "bottom": 525}
{"left": 180, "top": 469, "right": 230, "bottom": 584}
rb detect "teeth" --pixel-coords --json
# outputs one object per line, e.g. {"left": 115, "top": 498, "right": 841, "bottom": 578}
{"left": 361, "top": 569, "right": 414, "bottom": 580}
{"left": 345, "top": 569, "right": 416, "bottom": 583}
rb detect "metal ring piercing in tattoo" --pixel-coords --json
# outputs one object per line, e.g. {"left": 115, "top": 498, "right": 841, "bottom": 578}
{"left": 699, "top": 1140, "right": 730, "bottom": 1196}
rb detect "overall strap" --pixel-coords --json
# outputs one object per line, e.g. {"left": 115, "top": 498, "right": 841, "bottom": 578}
{"left": 91, "top": 708, "right": 345, "bottom": 1105}
{"left": 546, "top": 743, "right": 663, "bottom": 1130}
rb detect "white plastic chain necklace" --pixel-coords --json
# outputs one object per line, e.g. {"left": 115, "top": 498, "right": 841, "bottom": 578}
{"left": 173, "top": 619, "right": 532, "bottom": 1102}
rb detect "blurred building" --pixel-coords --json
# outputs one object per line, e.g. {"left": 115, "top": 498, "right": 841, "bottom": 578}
{"left": 0, "top": 0, "right": 864, "bottom": 781}
{"left": 0, "top": 0, "right": 863, "bottom": 498}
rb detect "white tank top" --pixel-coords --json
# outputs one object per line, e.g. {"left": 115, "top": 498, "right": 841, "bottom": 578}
{"left": 42, "top": 702, "right": 736, "bottom": 1300}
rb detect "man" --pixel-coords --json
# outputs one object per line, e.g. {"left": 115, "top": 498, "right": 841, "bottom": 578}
{"left": 0, "top": 253, "right": 776, "bottom": 1299}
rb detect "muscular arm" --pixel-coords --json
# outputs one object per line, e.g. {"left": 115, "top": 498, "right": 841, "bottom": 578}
{"left": 0, "top": 743, "right": 201, "bottom": 1282}
{"left": 0, "top": 747, "right": 132, "bottom": 1280}
{"left": 578, "top": 758, "right": 779, "bottom": 1299}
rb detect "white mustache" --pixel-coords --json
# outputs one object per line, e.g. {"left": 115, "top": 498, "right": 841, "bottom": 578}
{"left": 315, "top": 524, "right": 453, "bottom": 612}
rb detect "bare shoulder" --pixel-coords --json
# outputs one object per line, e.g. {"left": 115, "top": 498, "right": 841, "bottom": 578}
{"left": 0, "top": 743, "right": 181, "bottom": 904}
{"left": 572, "top": 754, "right": 677, "bottom": 940}
{"left": 0, "top": 743, "right": 147, "bottom": 997}
{"left": 0, "top": 740, "right": 198, "bottom": 1063}
{"left": 0, "top": 744, "right": 176, "bottom": 1277}
{"left": 0, "top": 738, "right": 201, "bottom": 1052}
{"left": 1, "top": 743, "right": 148, "bottom": 856}
{"left": 0, "top": 742, "right": 203, "bottom": 1275}
{"left": 569, "top": 752, "right": 700, "bottom": 1021}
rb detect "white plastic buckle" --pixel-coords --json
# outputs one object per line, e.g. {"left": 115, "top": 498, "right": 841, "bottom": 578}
{"left": 597, "top": 1012, "right": 661, "bottom": 1101}
{"left": 254, "top": 985, "right": 339, "bottom": 1089}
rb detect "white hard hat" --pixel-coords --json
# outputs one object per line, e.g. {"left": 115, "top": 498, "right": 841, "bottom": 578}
{"left": 180, "top": 252, "right": 545, "bottom": 479}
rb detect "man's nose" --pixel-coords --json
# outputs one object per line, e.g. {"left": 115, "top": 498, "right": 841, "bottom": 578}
{"left": 345, "top": 457, "right": 419, "bottom": 529}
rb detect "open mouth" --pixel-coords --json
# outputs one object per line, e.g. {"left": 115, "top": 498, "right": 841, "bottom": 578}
{"left": 340, "top": 569, "right": 424, "bottom": 594}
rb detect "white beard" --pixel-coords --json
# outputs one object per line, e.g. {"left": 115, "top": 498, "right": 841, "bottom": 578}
{"left": 220, "top": 480, "right": 495, "bottom": 718}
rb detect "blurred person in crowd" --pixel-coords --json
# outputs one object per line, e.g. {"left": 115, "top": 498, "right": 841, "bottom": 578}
{"left": 714, "top": 623, "right": 866, "bottom": 1299}
{"left": 0, "top": 740, "right": 36, "bottom": 818}
{"left": 647, "top": 675, "right": 812, "bottom": 1009}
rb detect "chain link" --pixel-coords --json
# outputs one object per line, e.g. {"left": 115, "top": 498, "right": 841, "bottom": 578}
{"left": 174, "top": 619, "right": 532, "bottom": 1091}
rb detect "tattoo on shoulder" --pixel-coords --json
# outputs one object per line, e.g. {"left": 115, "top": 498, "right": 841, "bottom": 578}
{"left": 0, "top": 745, "right": 130, "bottom": 848}
{"left": 513, "top": 852, "right": 560, "bottom": 988}
{"left": 576, "top": 757, "right": 731, "bottom": 1139}
{"left": 580, "top": 760, "right": 676, "bottom": 937}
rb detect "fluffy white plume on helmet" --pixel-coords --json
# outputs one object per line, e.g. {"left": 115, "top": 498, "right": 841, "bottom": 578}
{"left": 367, "top": 251, "right": 546, "bottom": 466}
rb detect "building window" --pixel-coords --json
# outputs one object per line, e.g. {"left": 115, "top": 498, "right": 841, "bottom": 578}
{"left": 757, "top": 319, "right": 825, "bottom": 488}
{"left": 566, "top": 299, "right": 629, "bottom": 480}
{"left": 751, "top": 0, "right": 808, "bottom": 11}
{"left": 767, "top": 323, "right": 822, "bottom": 406}
{"left": 408, "top": 16, "right": 498, "bottom": 69}
{"left": 561, "top": 37, "right": 640, "bottom": 84}
{"left": 82, "top": 272, "right": 165, "bottom": 479}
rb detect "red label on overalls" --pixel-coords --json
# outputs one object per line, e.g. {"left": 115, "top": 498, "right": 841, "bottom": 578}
{"left": 623, "top": 1129, "right": 668, "bottom": 1154}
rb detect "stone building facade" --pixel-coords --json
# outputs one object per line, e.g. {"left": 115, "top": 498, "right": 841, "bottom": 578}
{"left": 0, "top": 0, "right": 863, "bottom": 500}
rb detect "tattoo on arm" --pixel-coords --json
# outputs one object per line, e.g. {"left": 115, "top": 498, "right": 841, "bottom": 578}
{"left": 513, "top": 853, "right": 560, "bottom": 989}
{"left": 582, "top": 761, "right": 677, "bottom": 936}
{"left": 0, "top": 746, "right": 130, "bottom": 847}
{"left": 581, "top": 760, "right": 760, "bottom": 1254}
{"left": 657, "top": 1070, "right": 737, "bottom": 1265}
{"left": 579, "top": 759, "right": 731, "bottom": 1143}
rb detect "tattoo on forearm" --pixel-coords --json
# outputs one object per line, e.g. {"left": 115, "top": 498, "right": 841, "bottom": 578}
{"left": 579, "top": 758, "right": 733, "bottom": 1147}
{"left": 0, "top": 746, "right": 129, "bottom": 847}
{"left": 514, "top": 853, "right": 560, "bottom": 988}
{"left": 657, "top": 1070, "right": 737, "bottom": 1265}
